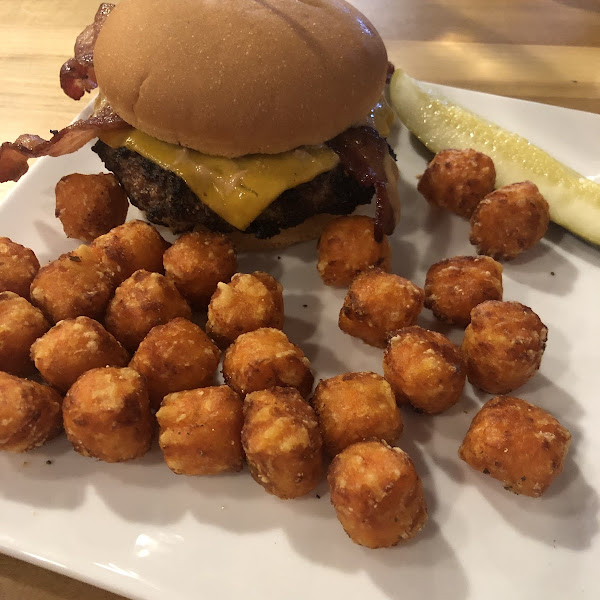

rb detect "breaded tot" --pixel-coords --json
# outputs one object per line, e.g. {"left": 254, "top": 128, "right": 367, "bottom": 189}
{"left": 0, "top": 237, "right": 40, "bottom": 299}
{"left": 206, "top": 271, "right": 284, "bottom": 347}
{"left": 163, "top": 231, "right": 237, "bottom": 309}
{"left": 55, "top": 173, "right": 129, "bottom": 242}
{"left": 92, "top": 219, "right": 170, "bottom": 280}
{"left": 31, "top": 316, "right": 128, "bottom": 393}
{"left": 242, "top": 387, "right": 323, "bottom": 499}
{"left": 30, "top": 244, "right": 122, "bottom": 323}
{"left": 312, "top": 372, "right": 403, "bottom": 456}
{"left": 222, "top": 328, "right": 313, "bottom": 398}
{"left": 129, "top": 318, "right": 220, "bottom": 410}
{"left": 459, "top": 396, "right": 571, "bottom": 497}
{"left": 317, "top": 215, "right": 391, "bottom": 287}
{"left": 157, "top": 386, "right": 244, "bottom": 475}
{"left": 461, "top": 300, "right": 547, "bottom": 394}
{"left": 424, "top": 255, "right": 503, "bottom": 326}
{"left": 0, "top": 372, "right": 62, "bottom": 452}
{"left": 417, "top": 148, "right": 495, "bottom": 218}
{"left": 105, "top": 270, "right": 192, "bottom": 353}
{"left": 0, "top": 292, "right": 49, "bottom": 376}
{"left": 470, "top": 181, "right": 550, "bottom": 260}
{"left": 63, "top": 367, "right": 153, "bottom": 462}
{"left": 383, "top": 326, "right": 466, "bottom": 414}
{"left": 339, "top": 268, "right": 424, "bottom": 348}
{"left": 328, "top": 441, "right": 427, "bottom": 548}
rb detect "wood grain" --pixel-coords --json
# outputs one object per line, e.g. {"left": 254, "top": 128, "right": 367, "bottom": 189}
{"left": 0, "top": 1, "right": 598, "bottom": 598}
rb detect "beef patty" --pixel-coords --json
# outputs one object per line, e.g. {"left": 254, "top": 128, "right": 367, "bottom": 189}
{"left": 92, "top": 141, "right": 375, "bottom": 239}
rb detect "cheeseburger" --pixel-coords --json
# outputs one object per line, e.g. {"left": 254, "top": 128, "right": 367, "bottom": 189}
{"left": 0, "top": 0, "right": 399, "bottom": 248}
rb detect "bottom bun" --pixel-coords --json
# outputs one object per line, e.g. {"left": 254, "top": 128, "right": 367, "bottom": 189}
{"left": 218, "top": 214, "right": 339, "bottom": 252}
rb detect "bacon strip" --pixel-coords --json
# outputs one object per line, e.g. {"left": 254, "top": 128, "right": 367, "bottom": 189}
{"left": 60, "top": 3, "right": 115, "bottom": 100}
{"left": 0, "top": 106, "right": 128, "bottom": 183}
{"left": 327, "top": 126, "right": 397, "bottom": 241}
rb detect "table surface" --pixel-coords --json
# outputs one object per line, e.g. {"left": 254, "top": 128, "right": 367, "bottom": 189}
{"left": 0, "top": 0, "right": 599, "bottom": 598}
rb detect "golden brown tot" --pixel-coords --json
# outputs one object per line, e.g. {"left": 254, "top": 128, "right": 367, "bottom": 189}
{"left": 0, "top": 237, "right": 40, "bottom": 299}
{"left": 222, "top": 328, "right": 313, "bottom": 398}
{"left": 163, "top": 231, "right": 237, "bottom": 309}
{"left": 242, "top": 387, "right": 323, "bottom": 499}
{"left": 0, "top": 292, "right": 49, "bottom": 376}
{"left": 417, "top": 148, "right": 495, "bottom": 218}
{"left": 339, "top": 268, "right": 424, "bottom": 348}
{"left": 62, "top": 367, "right": 153, "bottom": 462}
{"left": 129, "top": 318, "right": 220, "bottom": 410}
{"left": 104, "top": 270, "right": 192, "bottom": 352}
{"left": 424, "top": 255, "right": 503, "bottom": 326}
{"left": 92, "top": 219, "right": 170, "bottom": 279}
{"left": 317, "top": 215, "right": 391, "bottom": 287}
{"left": 55, "top": 173, "right": 129, "bottom": 242}
{"left": 157, "top": 386, "right": 244, "bottom": 475}
{"left": 206, "top": 271, "right": 283, "bottom": 347}
{"left": 312, "top": 372, "right": 403, "bottom": 456}
{"left": 0, "top": 372, "right": 62, "bottom": 452}
{"left": 328, "top": 441, "right": 427, "bottom": 548}
{"left": 470, "top": 181, "right": 550, "bottom": 260}
{"left": 383, "top": 326, "right": 466, "bottom": 414}
{"left": 31, "top": 316, "right": 129, "bottom": 393}
{"left": 30, "top": 244, "right": 122, "bottom": 323}
{"left": 461, "top": 300, "right": 547, "bottom": 394}
{"left": 459, "top": 396, "right": 571, "bottom": 497}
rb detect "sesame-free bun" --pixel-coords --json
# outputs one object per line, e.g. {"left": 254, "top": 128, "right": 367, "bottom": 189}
{"left": 94, "top": 0, "right": 388, "bottom": 158}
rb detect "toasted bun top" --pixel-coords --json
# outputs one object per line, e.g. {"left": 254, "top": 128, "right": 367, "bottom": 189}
{"left": 94, "top": 0, "right": 388, "bottom": 157}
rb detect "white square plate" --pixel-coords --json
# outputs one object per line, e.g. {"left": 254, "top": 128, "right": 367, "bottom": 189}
{"left": 0, "top": 83, "right": 599, "bottom": 600}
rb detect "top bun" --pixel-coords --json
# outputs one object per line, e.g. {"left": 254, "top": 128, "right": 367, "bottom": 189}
{"left": 94, "top": 0, "right": 388, "bottom": 157}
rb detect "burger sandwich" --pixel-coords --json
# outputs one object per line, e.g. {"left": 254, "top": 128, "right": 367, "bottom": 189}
{"left": 0, "top": 0, "right": 400, "bottom": 249}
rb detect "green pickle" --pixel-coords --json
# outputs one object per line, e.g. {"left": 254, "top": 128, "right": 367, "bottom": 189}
{"left": 390, "top": 69, "right": 600, "bottom": 245}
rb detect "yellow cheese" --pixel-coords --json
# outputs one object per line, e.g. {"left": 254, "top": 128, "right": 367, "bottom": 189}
{"left": 100, "top": 130, "right": 339, "bottom": 230}
{"left": 99, "top": 96, "right": 393, "bottom": 231}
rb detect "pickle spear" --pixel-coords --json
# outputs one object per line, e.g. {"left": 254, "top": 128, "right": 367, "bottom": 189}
{"left": 389, "top": 69, "right": 600, "bottom": 245}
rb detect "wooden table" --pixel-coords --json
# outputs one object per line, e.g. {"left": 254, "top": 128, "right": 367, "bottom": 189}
{"left": 0, "top": 0, "right": 598, "bottom": 598}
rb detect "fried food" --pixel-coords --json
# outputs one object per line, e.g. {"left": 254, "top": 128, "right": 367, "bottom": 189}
{"left": 312, "top": 372, "right": 403, "bottom": 456}
{"left": 92, "top": 219, "right": 170, "bottom": 279}
{"left": 0, "top": 292, "right": 49, "bottom": 376}
{"left": 222, "top": 327, "right": 313, "bottom": 398}
{"left": 459, "top": 395, "right": 571, "bottom": 497}
{"left": 206, "top": 272, "right": 284, "bottom": 347}
{"left": 328, "top": 440, "right": 427, "bottom": 548}
{"left": 0, "top": 372, "right": 62, "bottom": 452}
{"left": 157, "top": 386, "right": 244, "bottom": 475}
{"left": 55, "top": 172, "right": 129, "bottom": 242}
{"left": 461, "top": 300, "right": 547, "bottom": 394}
{"left": 31, "top": 316, "right": 129, "bottom": 393}
{"left": 470, "top": 181, "right": 550, "bottom": 260}
{"left": 424, "top": 255, "right": 503, "bottom": 326}
{"left": 0, "top": 237, "right": 40, "bottom": 299}
{"left": 163, "top": 230, "right": 237, "bottom": 309}
{"left": 63, "top": 366, "right": 153, "bottom": 462}
{"left": 242, "top": 387, "right": 323, "bottom": 499}
{"left": 383, "top": 326, "right": 466, "bottom": 414}
{"left": 30, "top": 244, "right": 122, "bottom": 323}
{"left": 104, "top": 269, "right": 192, "bottom": 352}
{"left": 317, "top": 215, "right": 391, "bottom": 287}
{"left": 338, "top": 268, "right": 424, "bottom": 348}
{"left": 129, "top": 317, "right": 220, "bottom": 410}
{"left": 417, "top": 148, "right": 495, "bottom": 218}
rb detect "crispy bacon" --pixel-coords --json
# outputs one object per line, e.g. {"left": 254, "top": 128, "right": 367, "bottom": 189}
{"left": 386, "top": 61, "right": 395, "bottom": 84}
{"left": 60, "top": 3, "right": 115, "bottom": 100}
{"left": 0, "top": 106, "right": 128, "bottom": 183}
{"left": 327, "top": 126, "right": 397, "bottom": 241}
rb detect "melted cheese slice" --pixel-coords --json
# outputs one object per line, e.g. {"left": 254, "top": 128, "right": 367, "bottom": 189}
{"left": 99, "top": 96, "right": 394, "bottom": 231}
{"left": 101, "top": 129, "right": 339, "bottom": 230}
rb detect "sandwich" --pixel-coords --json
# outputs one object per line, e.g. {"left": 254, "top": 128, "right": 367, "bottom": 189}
{"left": 0, "top": 0, "right": 400, "bottom": 249}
